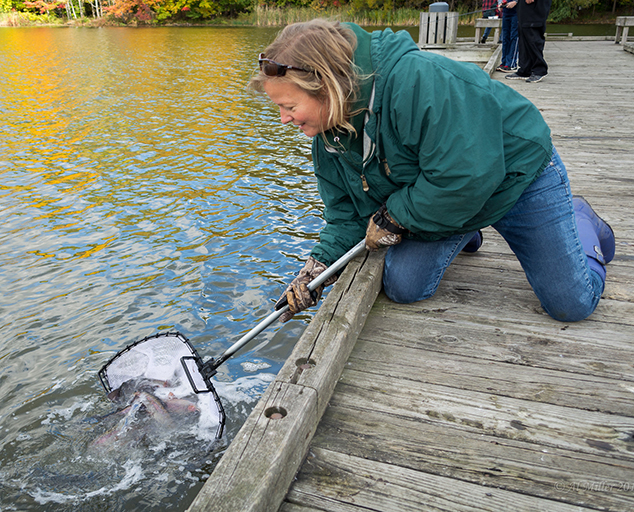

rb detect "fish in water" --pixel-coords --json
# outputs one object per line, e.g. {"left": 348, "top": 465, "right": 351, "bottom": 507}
{"left": 92, "top": 378, "right": 204, "bottom": 449}
{"left": 107, "top": 377, "right": 170, "bottom": 403}
{"left": 91, "top": 399, "right": 143, "bottom": 448}
{"left": 91, "top": 391, "right": 172, "bottom": 449}
{"left": 136, "top": 391, "right": 173, "bottom": 427}
{"left": 164, "top": 392, "right": 200, "bottom": 415}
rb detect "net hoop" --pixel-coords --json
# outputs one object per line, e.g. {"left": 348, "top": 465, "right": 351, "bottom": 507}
{"left": 98, "top": 332, "right": 226, "bottom": 439}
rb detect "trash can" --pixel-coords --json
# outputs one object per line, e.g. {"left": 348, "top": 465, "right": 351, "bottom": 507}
{"left": 429, "top": 2, "right": 449, "bottom": 12}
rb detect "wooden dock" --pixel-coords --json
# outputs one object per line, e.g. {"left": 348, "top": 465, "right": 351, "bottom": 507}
{"left": 188, "top": 40, "right": 634, "bottom": 512}
{"left": 421, "top": 43, "right": 502, "bottom": 76}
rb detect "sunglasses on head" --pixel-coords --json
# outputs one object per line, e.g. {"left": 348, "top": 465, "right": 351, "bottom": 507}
{"left": 258, "top": 53, "right": 311, "bottom": 77}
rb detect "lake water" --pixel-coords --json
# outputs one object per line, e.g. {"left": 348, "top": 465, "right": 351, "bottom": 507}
{"left": 0, "top": 21, "right": 618, "bottom": 511}
{"left": 0, "top": 25, "right": 328, "bottom": 512}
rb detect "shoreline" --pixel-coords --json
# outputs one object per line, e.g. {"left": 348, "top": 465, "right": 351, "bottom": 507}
{"left": 0, "top": 19, "right": 623, "bottom": 29}
{"left": 1, "top": 10, "right": 628, "bottom": 29}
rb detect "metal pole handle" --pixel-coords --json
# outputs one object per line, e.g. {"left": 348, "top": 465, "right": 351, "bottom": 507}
{"left": 211, "top": 240, "right": 367, "bottom": 368}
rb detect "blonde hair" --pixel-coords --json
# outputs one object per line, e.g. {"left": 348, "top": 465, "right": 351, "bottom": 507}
{"left": 249, "top": 19, "right": 360, "bottom": 135}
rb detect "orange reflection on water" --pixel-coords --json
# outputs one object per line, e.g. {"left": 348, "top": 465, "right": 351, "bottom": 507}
{"left": 0, "top": 26, "right": 273, "bottom": 265}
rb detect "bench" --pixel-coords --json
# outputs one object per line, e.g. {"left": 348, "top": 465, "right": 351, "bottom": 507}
{"left": 419, "top": 11, "right": 459, "bottom": 45}
{"left": 474, "top": 17, "right": 503, "bottom": 44}
{"left": 615, "top": 16, "right": 634, "bottom": 45}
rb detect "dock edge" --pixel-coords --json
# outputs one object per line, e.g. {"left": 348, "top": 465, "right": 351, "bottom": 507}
{"left": 187, "top": 248, "right": 386, "bottom": 512}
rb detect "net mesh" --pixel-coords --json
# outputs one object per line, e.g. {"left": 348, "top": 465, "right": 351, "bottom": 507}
{"left": 99, "top": 332, "right": 225, "bottom": 439}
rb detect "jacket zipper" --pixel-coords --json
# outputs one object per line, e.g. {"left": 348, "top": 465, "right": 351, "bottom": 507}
{"left": 361, "top": 158, "right": 390, "bottom": 192}
{"left": 381, "top": 158, "right": 391, "bottom": 176}
{"left": 360, "top": 174, "right": 369, "bottom": 192}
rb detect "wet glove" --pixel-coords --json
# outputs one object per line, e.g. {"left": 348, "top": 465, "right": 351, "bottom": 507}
{"left": 275, "top": 256, "right": 337, "bottom": 323}
{"left": 365, "top": 205, "right": 407, "bottom": 251}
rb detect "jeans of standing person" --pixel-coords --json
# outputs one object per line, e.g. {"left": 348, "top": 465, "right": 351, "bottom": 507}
{"left": 501, "top": 14, "right": 519, "bottom": 69}
{"left": 382, "top": 147, "right": 604, "bottom": 322}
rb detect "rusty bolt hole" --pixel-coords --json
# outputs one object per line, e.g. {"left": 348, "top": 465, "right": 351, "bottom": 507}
{"left": 296, "top": 358, "right": 316, "bottom": 370}
{"left": 265, "top": 406, "right": 287, "bottom": 420}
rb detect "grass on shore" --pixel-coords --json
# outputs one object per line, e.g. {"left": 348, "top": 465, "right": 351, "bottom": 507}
{"left": 1, "top": 12, "right": 55, "bottom": 26}
{"left": 245, "top": 5, "right": 425, "bottom": 27}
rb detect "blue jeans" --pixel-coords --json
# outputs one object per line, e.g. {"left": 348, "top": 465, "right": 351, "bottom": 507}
{"left": 383, "top": 148, "right": 604, "bottom": 322}
{"left": 501, "top": 14, "right": 518, "bottom": 68}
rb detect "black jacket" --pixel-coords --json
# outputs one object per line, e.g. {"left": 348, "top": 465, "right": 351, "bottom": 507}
{"left": 518, "top": 0, "right": 551, "bottom": 27}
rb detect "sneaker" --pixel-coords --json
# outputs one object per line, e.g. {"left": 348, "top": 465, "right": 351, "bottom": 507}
{"left": 505, "top": 72, "right": 528, "bottom": 80}
{"left": 496, "top": 65, "right": 513, "bottom": 73}
{"left": 526, "top": 73, "right": 547, "bottom": 83}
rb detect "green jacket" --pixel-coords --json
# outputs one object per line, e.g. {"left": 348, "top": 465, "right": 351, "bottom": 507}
{"left": 310, "top": 23, "right": 553, "bottom": 266}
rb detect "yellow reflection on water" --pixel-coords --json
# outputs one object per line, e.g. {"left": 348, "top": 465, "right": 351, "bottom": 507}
{"left": 1, "top": 27, "right": 283, "bottom": 265}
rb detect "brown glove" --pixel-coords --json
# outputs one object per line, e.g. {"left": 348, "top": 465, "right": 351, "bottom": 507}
{"left": 276, "top": 256, "right": 337, "bottom": 323}
{"left": 365, "top": 205, "right": 407, "bottom": 251}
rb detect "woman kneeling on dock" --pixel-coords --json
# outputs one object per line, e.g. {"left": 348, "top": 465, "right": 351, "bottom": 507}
{"left": 250, "top": 19, "right": 615, "bottom": 323}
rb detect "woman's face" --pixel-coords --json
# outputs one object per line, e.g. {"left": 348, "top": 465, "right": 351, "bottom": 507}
{"left": 263, "top": 79, "right": 331, "bottom": 138}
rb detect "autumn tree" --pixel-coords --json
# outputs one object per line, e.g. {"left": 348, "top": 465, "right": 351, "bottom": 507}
{"left": 104, "top": 0, "right": 161, "bottom": 21}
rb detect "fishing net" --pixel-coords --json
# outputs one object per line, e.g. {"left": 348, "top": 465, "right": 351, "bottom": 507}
{"left": 98, "top": 332, "right": 225, "bottom": 439}
{"left": 96, "top": 241, "right": 367, "bottom": 445}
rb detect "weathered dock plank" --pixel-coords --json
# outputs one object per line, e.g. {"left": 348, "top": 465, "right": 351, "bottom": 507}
{"left": 347, "top": 338, "right": 634, "bottom": 415}
{"left": 285, "top": 448, "right": 595, "bottom": 511}
{"left": 333, "top": 370, "right": 634, "bottom": 457}
{"left": 292, "top": 410, "right": 634, "bottom": 510}
{"left": 368, "top": 292, "right": 634, "bottom": 380}
{"left": 420, "top": 44, "right": 503, "bottom": 76}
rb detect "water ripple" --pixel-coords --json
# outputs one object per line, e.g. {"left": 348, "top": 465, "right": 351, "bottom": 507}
{"left": 0, "top": 26, "right": 326, "bottom": 512}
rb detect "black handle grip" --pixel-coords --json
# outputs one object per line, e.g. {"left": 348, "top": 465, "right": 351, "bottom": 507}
{"left": 275, "top": 295, "right": 288, "bottom": 310}
{"left": 274, "top": 288, "right": 319, "bottom": 311}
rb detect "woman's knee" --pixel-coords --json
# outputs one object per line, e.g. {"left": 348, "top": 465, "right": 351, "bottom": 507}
{"left": 382, "top": 237, "right": 465, "bottom": 304}
{"left": 382, "top": 273, "right": 438, "bottom": 304}
{"left": 541, "top": 288, "right": 601, "bottom": 322}
{"left": 544, "top": 304, "right": 596, "bottom": 322}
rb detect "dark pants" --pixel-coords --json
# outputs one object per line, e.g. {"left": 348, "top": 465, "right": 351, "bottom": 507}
{"left": 517, "top": 23, "right": 548, "bottom": 76}
{"left": 482, "top": 8, "right": 497, "bottom": 41}
{"left": 501, "top": 15, "right": 519, "bottom": 68}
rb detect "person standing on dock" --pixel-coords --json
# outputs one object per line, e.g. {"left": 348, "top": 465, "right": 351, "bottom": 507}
{"left": 480, "top": 0, "right": 500, "bottom": 44}
{"left": 496, "top": 0, "right": 519, "bottom": 72}
{"left": 506, "top": 0, "right": 552, "bottom": 82}
{"left": 251, "top": 19, "right": 615, "bottom": 324}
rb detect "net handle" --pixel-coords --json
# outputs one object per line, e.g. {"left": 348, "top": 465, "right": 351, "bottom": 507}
{"left": 181, "top": 356, "right": 227, "bottom": 438}
{"left": 207, "top": 240, "right": 367, "bottom": 372}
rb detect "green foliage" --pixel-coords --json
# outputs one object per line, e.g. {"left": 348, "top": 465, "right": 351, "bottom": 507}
{"left": 155, "top": 0, "right": 207, "bottom": 20}
{"left": 258, "top": 0, "right": 312, "bottom": 7}
{"left": 0, "top": 0, "right": 13, "bottom": 13}
{"left": 350, "top": 0, "right": 392, "bottom": 12}
{"left": 5, "top": 9, "right": 63, "bottom": 20}
{"left": 152, "top": 0, "right": 193, "bottom": 20}
{"left": 549, "top": 0, "right": 600, "bottom": 21}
